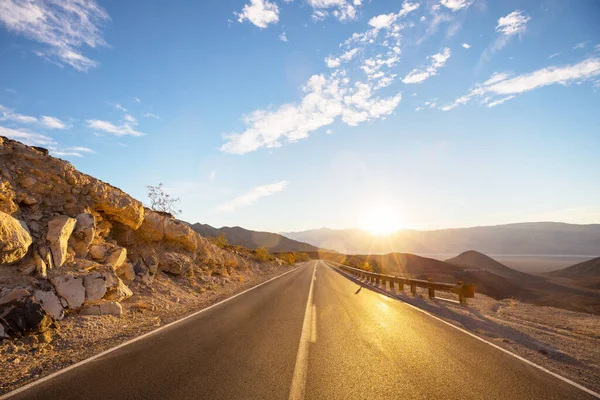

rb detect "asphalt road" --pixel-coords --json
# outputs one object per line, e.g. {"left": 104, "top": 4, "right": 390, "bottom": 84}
{"left": 6, "top": 260, "right": 597, "bottom": 400}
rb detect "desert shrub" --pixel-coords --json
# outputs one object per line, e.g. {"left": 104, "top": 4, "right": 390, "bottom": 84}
{"left": 278, "top": 253, "right": 296, "bottom": 264}
{"left": 255, "top": 247, "right": 270, "bottom": 262}
{"left": 146, "top": 183, "right": 182, "bottom": 215}
{"left": 215, "top": 232, "right": 228, "bottom": 248}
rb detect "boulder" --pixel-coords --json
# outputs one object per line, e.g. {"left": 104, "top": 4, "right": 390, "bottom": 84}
{"left": 138, "top": 210, "right": 165, "bottom": 242}
{"left": 89, "top": 244, "right": 107, "bottom": 261}
{"left": 0, "top": 211, "right": 32, "bottom": 265}
{"left": 46, "top": 215, "right": 76, "bottom": 267}
{"left": 33, "top": 251, "right": 47, "bottom": 278}
{"left": 0, "top": 289, "right": 53, "bottom": 338}
{"left": 51, "top": 274, "right": 85, "bottom": 309}
{"left": 104, "top": 279, "right": 133, "bottom": 302}
{"left": 80, "top": 301, "right": 122, "bottom": 316}
{"left": 98, "top": 265, "right": 120, "bottom": 289}
{"left": 159, "top": 252, "right": 193, "bottom": 275}
{"left": 163, "top": 218, "right": 198, "bottom": 252}
{"left": 33, "top": 290, "right": 65, "bottom": 320}
{"left": 83, "top": 272, "right": 107, "bottom": 302}
{"left": 69, "top": 213, "right": 95, "bottom": 257}
{"left": 105, "top": 247, "right": 127, "bottom": 269}
{"left": 115, "top": 262, "right": 135, "bottom": 285}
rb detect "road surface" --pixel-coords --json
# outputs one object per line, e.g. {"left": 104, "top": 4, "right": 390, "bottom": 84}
{"left": 6, "top": 260, "right": 596, "bottom": 399}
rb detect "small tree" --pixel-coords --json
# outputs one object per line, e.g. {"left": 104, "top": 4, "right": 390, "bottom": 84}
{"left": 255, "top": 247, "right": 270, "bottom": 262}
{"left": 147, "top": 183, "right": 182, "bottom": 215}
{"left": 215, "top": 232, "right": 228, "bottom": 248}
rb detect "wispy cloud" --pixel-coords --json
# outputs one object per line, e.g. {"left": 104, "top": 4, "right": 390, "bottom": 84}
{"left": 481, "top": 10, "right": 530, "bottom": 62}
{"left": 0, "top": 125, "right": 56, "bottom": 146}
{"left": 217, "top": 181, "right": 289, "bottom": 212}
{"left": 548, "top": 52, "right": 560, "bottom": 59}
{"left": 235, "top": 0, "right": 279, "bottom": 28}
{"left": 573, "top": 41, "right": 587, "bottom": 50}
{"left": 143, "top": 112, "right": 160, "bottom": 119}
{"left": 402, "top": 48, "right": 451, "bottom": 84}
{"left": 279, "top": 32, "right": 288, "bottom": 42}
{"left": 461, "top": 43, "right": 471, "bottom": 49}
{"left": 134, "top": 97, "right": 141, "bottom": 103}
{"left": 41, "top": 115, "right": 68, "bottom": 129}
{"left": 0, "top": 0, "right": 110, "bottom": 71}
{"left": 86, "top": 118, "right": 145, "bottom": 137}
{"left": 111, "top": 103, "right": 128, "bottom": 112}
{"left": 442, "top": 57, "right": 600, "bottom": 111}
{"left": 50, "top": 146, "right": 95, "bottom": 158}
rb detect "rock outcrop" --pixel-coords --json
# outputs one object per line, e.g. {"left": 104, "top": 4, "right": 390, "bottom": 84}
{"left": 0, "top": 212, "right": 32, "bottom": 265}
{"left": 0, "top": 136, "right": 275, "bottom": 340}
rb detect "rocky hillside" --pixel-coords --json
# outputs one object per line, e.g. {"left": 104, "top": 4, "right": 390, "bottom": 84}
{"left": 0, "top": 136, "right": 279, "bottom": 342}
{"left": 445, "top": 250, "right": 534, "bottom": 281}
{"left": 191, "top": 223, "right": 319, "bottom": 253}
{"left": 549, "top": 257, "right": 600, "bottom": 290}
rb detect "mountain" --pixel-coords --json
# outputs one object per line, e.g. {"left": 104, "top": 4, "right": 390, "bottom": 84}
{"left": 191, "top": 223, "right": 319, "bottom": 253}
{"left": 548, "top": 257, "right": 600, "bottom": 290}
{"left": 445, "top": 250, "right": 533, "bottom": 281}
{"left": 282, "top": 222, "right": 600, "bottom": 256}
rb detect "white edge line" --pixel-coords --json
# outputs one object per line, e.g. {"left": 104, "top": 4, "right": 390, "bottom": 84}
{"left": 1, "top": 263, "right": 306, "bottom": 400}
{"left": 327, "top": 262, "right": 600, "bottom": 399}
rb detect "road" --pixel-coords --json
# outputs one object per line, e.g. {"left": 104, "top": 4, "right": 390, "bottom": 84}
{"left": 6, "top": 260, "right": 597, "bottom": 400}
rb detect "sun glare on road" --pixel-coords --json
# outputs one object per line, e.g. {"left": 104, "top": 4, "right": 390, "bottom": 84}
{"left": 362, "top": 203, "right": 403, "bottom": 235}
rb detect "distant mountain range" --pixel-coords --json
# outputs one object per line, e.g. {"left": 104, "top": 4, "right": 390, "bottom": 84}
{"left": 282, "top": 222, "right": 600, "bottom": 256}
{"left": 190, "top": 223, "right": 319, "bottom": 253}
{"left": 549, "top": 256, "right": 600, "bottom": 290}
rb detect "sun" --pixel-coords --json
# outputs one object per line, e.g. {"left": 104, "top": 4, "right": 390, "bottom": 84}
{"left": 362, "top": 203, "right": 403, "bottom": 235}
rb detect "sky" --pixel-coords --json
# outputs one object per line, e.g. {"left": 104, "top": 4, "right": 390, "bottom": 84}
{"left": 0, "top": 0, "right": 599, "bottom": 233}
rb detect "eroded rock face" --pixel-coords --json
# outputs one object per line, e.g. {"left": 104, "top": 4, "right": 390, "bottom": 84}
{"left": 51, "top": 274, "right": 85, "bottom": 309}
{"left": 46, "top": 215, "right": 76, "bottom": 268}
{"left": 0, "top": 211, "right": 32, "bottom": 265}
{"left": 0, "top": 289, "right": 53, "bottom": 338}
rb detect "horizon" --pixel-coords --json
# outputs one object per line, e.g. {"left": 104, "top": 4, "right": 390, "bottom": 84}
{"left": 1, "top": 0, "right": 599, "bottom": 233}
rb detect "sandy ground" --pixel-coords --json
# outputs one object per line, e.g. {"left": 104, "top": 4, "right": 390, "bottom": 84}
{"left": 347, "top": 272, "right": 600, "bottom": 394}
{"left": 0, "top": 263, "right": 292, "bottom": 396}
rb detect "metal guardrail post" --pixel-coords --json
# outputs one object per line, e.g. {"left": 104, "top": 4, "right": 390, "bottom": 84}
{"left": 410, "top": 283, "right": 417, "bottom": 296}
{"left": 427, "top": 278, "right": 435, "bottom": 299}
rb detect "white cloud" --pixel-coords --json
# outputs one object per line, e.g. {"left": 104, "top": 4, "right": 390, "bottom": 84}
{"left": 279, "top": 32, "right": 288, "bottom": 42}
{"left": 0, "top": 0, "right": 110, "bottom": 72}
{"left": 143, "top": 112, "right": 160, "bottom": 119}
{"left": 442, "top": 57, "right": 600, "bottom": 110}
{"left": 461, "top": 43, "right": 471, "bottom": 49}
{"left": 0, "top": 125, "right": 56, "bottom": 146}
{"left": 0, "top": 105, "right": 37, "bottom": 124}
{"left": 402, "top": 47, "right": 451, "bottom": 84}
{"left": 235, "top": 0, "right": 279, "bottom": 28}
{"left": 573, "top": 41, "right": 587, "bottom": 50}
{"left": 41, "top": 115, "right": 67, "bottom": 129}
{"left": 124, "top": 114, "right": 138, "bottom": 124}
{"left": 111, "top": 103, "right": 128, "bottom": 112}
{"left": 368, "top": 2, "right": 420, "bottom": 30}
{"left": 440, "top": 0, "right": 473, "bottom": 12}
{"left": 50, "top": 146, "right": 95, "bottom": 158}
{"left": 307, "top": 0, "right": 360, "bottom": 23}
{"left": 217, "top": 181, "right": 289, "bottom": 212}
{"left": 487, "top": 95, "right": 515, "bottom": 107}
{"left": 496, "top": 10, "right": 530, "bottom": 36}
{"left": 86, "top": 119, "right": 145, "bottom": 137}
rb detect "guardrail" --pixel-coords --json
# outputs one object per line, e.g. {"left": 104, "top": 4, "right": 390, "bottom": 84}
{"left": 329, "top": 262, "right": 475, "bottom": 305}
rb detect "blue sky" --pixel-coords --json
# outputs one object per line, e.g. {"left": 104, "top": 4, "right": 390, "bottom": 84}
{"left": 1, "top": 0, "right": 599, "bottom": 233}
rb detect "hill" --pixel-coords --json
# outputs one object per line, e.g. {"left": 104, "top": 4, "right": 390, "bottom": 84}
{"left": 549, "top": 257, "right": 600, "bottom": 290}
{"left": 445, "top": 250, "right": 533, "bottom": 281}
{"left": 191, "top": 223, "right": 319, "bottom": 253}
{"left": 282, "top": 223, "right": 600, "bottom": 256}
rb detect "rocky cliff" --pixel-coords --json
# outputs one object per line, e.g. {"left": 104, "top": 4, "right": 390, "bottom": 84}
{"left": 0, "top": 136, "right": 275, "bottom": 342}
